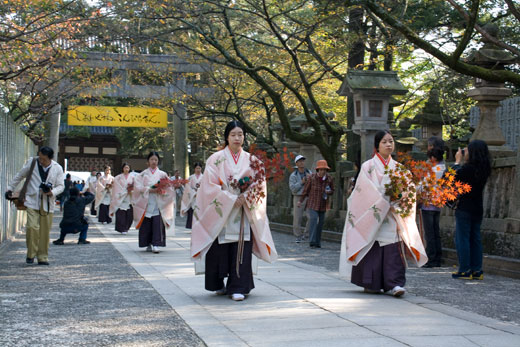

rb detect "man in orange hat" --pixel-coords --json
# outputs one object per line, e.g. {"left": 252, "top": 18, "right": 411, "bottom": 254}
{"left": 298, "top": 160, "right": 334, "bottom": 248}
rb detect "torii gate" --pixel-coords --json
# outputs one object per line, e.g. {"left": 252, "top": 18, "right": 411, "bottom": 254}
{"left": 57, "top": 51, "right": 212, "bottom": 177}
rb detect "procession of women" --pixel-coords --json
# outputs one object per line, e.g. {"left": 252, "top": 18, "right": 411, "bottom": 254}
{"left": 84, "top": 119, "right": 490, "bottom": 302}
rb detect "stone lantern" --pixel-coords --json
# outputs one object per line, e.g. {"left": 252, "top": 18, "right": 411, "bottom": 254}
{"left": 412, "top": 89, "right": 444, "bottom": 151}
{"left": 466, "top": 23, "right": 517, "bottom": 155}
{"left": 337, "top": 70, "right": 408, "bottom": 161}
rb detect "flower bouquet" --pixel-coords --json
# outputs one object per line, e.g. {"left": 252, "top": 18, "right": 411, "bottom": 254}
{"left": 384, "top": 163, "right": 417, "bottom": 218}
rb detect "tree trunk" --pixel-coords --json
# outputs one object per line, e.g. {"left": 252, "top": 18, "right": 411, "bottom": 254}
{"left": 346, "top": 7, "right": 365, "bottom": 162}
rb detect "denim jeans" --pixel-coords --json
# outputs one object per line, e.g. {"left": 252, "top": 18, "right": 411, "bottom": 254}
{"left": 59, "top": 224, "right": 88, "bottom": 241}
{"left": 455, "top": 210, "right": 483, "bottom": 273}
{"left": 422, "top": 210, "right": 442, "bottom": 265}
{"left": 308, "top": 209, "right": 325, "bottom": 247}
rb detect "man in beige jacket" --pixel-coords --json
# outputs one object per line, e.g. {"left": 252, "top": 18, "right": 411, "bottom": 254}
{"left": 5, "top": 146, "right": 64, "bottom": 265}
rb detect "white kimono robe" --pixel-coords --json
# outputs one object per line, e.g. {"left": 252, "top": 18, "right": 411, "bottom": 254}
{"left": 95, "top": 174, "right": 114, "bottom": 208}
{"left": 190, "top": 148, "right": 277, "bottom": 264}
{"left": 180, "top": 173, "right": 203, "bottom": 216}
{"left": 109, "top": 173, "right": 134, "bottom": 216}
{"left": 339, "top": 156, "right": 427, "bottom": 279}
{"left": 132, "top": 168, "right": 175, "bottom": 234}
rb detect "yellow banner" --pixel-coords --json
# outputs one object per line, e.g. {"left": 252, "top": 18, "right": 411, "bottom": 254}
{"left": 68, "top": 106, "right": 167, "bottom": 128}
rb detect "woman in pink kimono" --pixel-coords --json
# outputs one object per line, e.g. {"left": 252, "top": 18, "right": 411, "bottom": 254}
{"left": 180, "top": 162, "right": 203, "bottom": 229}
{"left": 132, "top": 152, "right": 175, "bottom": 254}
{"left": 339, "top": 131, "right": 427, "bottom": 297}
{"left": 95, "top": 165, "right": 114, "bottom": 224}
{"left": 191, "top": 121, "right": 277, "bottom": 301}
{"left": 109, "top": 163, "right": 134, "bottom": 234}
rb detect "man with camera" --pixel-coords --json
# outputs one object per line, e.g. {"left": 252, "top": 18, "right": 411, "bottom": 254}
{"left": 53, "top": 187, "right": 94, "bottom": 245}
{"left": 5, "top": 146, "right": 64, "bottom": 265}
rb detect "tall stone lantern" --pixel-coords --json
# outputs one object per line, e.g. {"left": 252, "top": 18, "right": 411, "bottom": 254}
{"left": 467, "top": 23, "right": 517, "bottom": 155}
{"left": 337, "top": 70, "right": 408, "bottom": 161}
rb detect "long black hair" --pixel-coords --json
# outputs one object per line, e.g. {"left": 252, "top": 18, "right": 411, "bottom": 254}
{"left": 467, "top": 140, "right": 491, "bottom": 181}
{"left": 374, "top": 130, "right": 393, "bottom": 151}
{"left": 224, "top": 120, "right": 246, "bottom": 147}
{"left": 193, "top": 162, "right": 203, "bottom": 169}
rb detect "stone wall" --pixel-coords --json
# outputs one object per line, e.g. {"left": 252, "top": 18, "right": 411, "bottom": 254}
{"left": 0, "top": 114, "right": 37, "bottom": 245}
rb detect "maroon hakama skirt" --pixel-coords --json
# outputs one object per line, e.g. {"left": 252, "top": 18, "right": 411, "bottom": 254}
{"left": 115, "top": 206, "right": 133, "bottom": 233}
{"left": 204, "top": 237, "right": 255, "bottom": 295}
{"left": 98, "top": 204, "right": 112, "bottom": 224}
{"left": 138, "top": 215, "right": 166, "bottom": 247}
{"left": 351, "top": 241, "right": 406, "bottom": 292}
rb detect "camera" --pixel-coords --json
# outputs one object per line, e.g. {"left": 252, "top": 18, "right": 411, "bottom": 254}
{"left": 40, "top": 182, "right": 53, "bottom": 193}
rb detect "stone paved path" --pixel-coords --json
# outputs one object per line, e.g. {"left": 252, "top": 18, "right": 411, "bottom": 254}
{"left": 2, "top": 212, "right": 520, "bottom": 347}
{"left": 98, "top": 218, "right": 520, "bottom": 347}
{"left": 0, "top": 214, "right": 204, "bottom": 347}
{"left": 270, "top": 230, "right": 520, "bottom": 326}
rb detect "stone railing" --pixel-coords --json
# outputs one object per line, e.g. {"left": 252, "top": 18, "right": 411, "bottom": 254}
{"left": 0, "top": 115, "right": 37, "bottom": 245}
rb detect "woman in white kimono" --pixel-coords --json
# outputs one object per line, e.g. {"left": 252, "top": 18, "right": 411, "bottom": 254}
{"left": 109, "top": 163, "right": 134, "bottom": 234}
{"left": 180, "top": 162, "right": 203, "bottom": 229}
{"left": 132, "top": 152, "right": 175, "bottom": 254}
{"left": 96, "top": 165, "right": 114, "bottom": 224}
{"left": 191, "top": 121, "right": 277, "bottom": 301}
{"left": 339, "top": 130, "right": 427, "bottom": 297}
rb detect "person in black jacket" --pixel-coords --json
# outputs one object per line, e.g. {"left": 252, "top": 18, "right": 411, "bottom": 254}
{"left": 53, "top": 187, "right": 95, "bottom": 245}
{"left": 451, "top": 140, "right": 491, "bottom": 280}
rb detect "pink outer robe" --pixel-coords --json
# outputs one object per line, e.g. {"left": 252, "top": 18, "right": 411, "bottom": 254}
{"left": 180, "top": 173, "right": 203, "bottom": 216}
{"left": 109, "top": 173, "right": 135, "bottom": 216}
{"left": 190, "top": 148, "right": 277, "bottom": 263}
{"left": 95, "top": 174, "right": 114, "bottom": 209}
{"left": 132, "top": 168, "right": 175, "bottom": 234}
{"left": 339, "top": 156, "right": 427, "bottom": 278}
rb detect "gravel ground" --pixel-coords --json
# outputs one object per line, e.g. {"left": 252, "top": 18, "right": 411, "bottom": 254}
{"left": 0, "top": 215, "right": 205, "bottom": 347}
{"left": 270, "top": 229, "right": 520, "bottom": 326}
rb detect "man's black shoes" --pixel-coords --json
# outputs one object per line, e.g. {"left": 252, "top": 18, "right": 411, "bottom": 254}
{"left": 26, "top": 257, "right": 34, "bottom": 264}
{"left": 53, "top": 239, "right": 64, "bottom": 245}
{"left": 38, "top": 261, "right": 50, "bottom": 265}
{"left": 77, "top": 239, "right": 91, "bottom": 245}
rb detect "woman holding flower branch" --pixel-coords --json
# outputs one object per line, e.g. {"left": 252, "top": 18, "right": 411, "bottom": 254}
{"left": 339, "top": 131, "right": 427, "bottom": 297}
{"left": 190, "top": 121, "right": 277, "bottom": 302}
{"left": 95, "top": 165, "right": 114, "bottom": 224}
{"left": 132, "top": 152, "right": 175, "bottom": 254}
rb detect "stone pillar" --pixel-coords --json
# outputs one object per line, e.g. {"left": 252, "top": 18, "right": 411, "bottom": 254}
{"left": 45, "top": 102, "right": 61, "bottom": 162}
{"left": 173, "top": 103, "right": 189, "bottom": 179}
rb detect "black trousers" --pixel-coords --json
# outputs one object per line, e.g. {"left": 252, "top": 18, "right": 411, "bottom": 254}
{"left": 138, "top": 215, "right": 166, "bottom": 247}
{"left": 351, "top": 241, "right": 406, "bottom": 292}
{"left": 98, "top": 204, "right": 111, "bottom": 223}
{"left": 185, "top": 208, "right": 194, "bottom": 229}
{"left": 115, "top": 207, "right": 133, "bottom": 233}
{"left": 90, "top": 200, "right": 97, "bottom": 215}
{"left": 205, "top": 238, "right": 254, "bottom": 295}
{"left": 422, "top": 210, "right": 442, "bottom": 265}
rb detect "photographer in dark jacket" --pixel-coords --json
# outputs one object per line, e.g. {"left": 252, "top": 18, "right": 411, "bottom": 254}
{"left": 451, "top": 140, "right": 492, "bottom": 280}
{"left": 53, "top": 188, "right": 94, "bottom": 245}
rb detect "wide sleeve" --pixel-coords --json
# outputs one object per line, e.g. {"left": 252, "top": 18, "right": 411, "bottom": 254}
{"left": 190, "top": 154, "right": 238, "bottom": 259}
